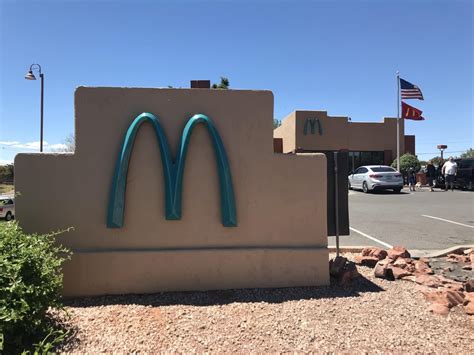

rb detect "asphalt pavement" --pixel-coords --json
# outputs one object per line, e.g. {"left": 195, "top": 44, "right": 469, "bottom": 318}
{"left": 328, "top": 187, "right": 474, "bottom": 250}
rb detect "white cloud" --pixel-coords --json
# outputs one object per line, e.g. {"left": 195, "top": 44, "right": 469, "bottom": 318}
{"left": 10, "top": 141, "right": 45, "bottom": 149}
{"left": 48, "top": 143, "right": 67, "bottom": 150}
{"left": 0, "top": 158, "right": 13, "bottom": 165}
{"left": 0, "top": 141, "right": 67, "bottom": 152}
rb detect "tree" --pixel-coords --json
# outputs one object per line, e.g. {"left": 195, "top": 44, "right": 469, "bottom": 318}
{"left": 212, "top": 77, "right": 229, "bottom": 89}
{"left": 460, "top": 148, "right": 474, "bottom": 159}
{"left": 391, "top": 153, "right": 421, "bottom": 175}
{"left": 430, "top": 156, "right": 444, "bottom": 167}
{"left": 273, "top": 119, "right": 281, "bottom": 129}
{"left": 55, "top": 134, "right": 75, "bottom": 152}
{"left": 0, "top": 163, "right": 14, "bottom": 183}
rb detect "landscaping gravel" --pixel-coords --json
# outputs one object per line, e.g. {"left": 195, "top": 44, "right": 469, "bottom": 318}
{"left": 60, "top": 254, "right": 473, "bottom": 353}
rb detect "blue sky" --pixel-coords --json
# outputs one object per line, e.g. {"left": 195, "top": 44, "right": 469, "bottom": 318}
{"left": 0, "top": 0, "right": 472, "bottom": 164}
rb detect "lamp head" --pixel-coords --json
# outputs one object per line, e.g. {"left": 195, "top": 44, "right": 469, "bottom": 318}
{"left": 25, "top": 70, "right": 36, "bottom": 80}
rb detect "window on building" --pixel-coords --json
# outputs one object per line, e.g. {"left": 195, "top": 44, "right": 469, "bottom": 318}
{"left": 348, "top": 151, "right": 385, "bottom": 171}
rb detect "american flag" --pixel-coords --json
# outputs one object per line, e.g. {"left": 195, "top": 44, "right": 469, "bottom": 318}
{"left": 400, "top": 78, "right": 424, "bottom": 100}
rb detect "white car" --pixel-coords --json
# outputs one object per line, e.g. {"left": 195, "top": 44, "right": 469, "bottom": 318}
{"left": 0, "top": 197, "right": 15, "bottom": 221}
{"left": 348, "top": 165, "right": 404, "bottom": 193}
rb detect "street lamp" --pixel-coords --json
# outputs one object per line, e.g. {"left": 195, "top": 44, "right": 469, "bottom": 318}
{"left": 24, "top": 64, "right": 44, "bottom": 152}
{"left": 437, "top": 145, "right": 448, "bottom": 161}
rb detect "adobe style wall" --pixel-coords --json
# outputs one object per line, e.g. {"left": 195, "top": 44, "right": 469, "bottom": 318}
{"left": 15, "top": 88, "right": 329, "bottom": 297}
{"left": 404, "top": 135, "right": 416, "bottom": 155}
{"left": 274, "top": 110, "right": 406, "bottom": 158}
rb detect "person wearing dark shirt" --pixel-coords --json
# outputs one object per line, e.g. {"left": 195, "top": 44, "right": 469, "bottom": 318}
{"left": 426, "top": 161, "right": 436, "bottom": 192}
{"left": 407, "top": 167, "right": 416, "bottom": 192}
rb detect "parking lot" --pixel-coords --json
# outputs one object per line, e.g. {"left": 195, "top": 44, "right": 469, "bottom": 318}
{"left": 328, "top": 188, "right": 474, "bottom": 251}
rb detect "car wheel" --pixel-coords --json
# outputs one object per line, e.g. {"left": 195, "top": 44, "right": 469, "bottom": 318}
{"left": 362, "top": 181, "right": 369, "bottom": 193}
{"left": 394, "top": 188, "right": 402, "bottom": 193}
{"left": 5, "top": 212, "right": 12, "bottom": 221}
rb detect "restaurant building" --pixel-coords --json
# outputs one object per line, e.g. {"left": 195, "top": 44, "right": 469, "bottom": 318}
{"left": 274, "top": 110, "right": 416, "bottom": 172}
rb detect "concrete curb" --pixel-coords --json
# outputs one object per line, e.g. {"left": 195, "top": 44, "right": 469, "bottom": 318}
{"left": 419, "top": 244, "right": 474, "bottom": 258}
{"left": 328, "top": 245, "right": 474, "bottom": 258}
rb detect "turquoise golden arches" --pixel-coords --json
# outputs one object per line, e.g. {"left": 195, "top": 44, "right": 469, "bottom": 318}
{"left": 107, "top": 112, "right": 237, "bottom": 229}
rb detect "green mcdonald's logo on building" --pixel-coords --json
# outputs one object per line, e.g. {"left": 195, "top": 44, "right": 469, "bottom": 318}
{"left": 107, "top": 112, "right": 237, "bottom": 229}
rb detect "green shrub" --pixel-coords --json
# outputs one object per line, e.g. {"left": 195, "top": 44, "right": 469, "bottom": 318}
{"left": 0, "top": 222, "right": 71, "bottom": 353}
{"left": 391, "top": 153, "right": 421, "bottom": 176}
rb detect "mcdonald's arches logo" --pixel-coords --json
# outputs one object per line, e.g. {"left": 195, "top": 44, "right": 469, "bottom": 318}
{"left": 107, "top": 112, "right": 237, "bottom": 228}
{"left": 303, "top": 118, "right": 323, "bottom": 136}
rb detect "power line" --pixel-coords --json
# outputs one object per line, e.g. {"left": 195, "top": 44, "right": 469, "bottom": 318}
{"left": 416, "top": 150, "right": 466, "bottom": 155}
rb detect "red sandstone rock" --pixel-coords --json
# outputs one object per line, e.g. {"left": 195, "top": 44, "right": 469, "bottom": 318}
{"left": 330, "top": 256, "right": 348, "bottom": 277}
{"left": 330, "top": 257, "right": 360, "bottom": 285}
{"left": 419, "top": 257, "right": 430, "bottom": 264}
{"left": 354, "top": 255, "right": 379, "bottom": 268}
{"left": 393, "top": 258, "right": 408, "bottom": 268}
{"left": 464, "top": 292, "right": 474, "bottom": 304}
{"left": 361, "top": 247, "right": 373, "bottom": 256}
{"left": 423, "top": 290, "right": 465, "bottom": 308}
{"left": 361, "top": 247, "right": 388, "bottom": 260}
{"left": 371, "top": 249, "right": 387, "bottom": 260}
{"left": 414, "top": 260, "right": 434, "bottom": 275}
{"left": 374, "top": 261, "right": 388, "bottom": 278}
{"left": 465, "top": 280, "right": 474, "bottom": 293}
{"left": 389, "top": 266, "right": 412, "bottom": 279}
{"left": 387, "top": 246, "right": 411, "bottom": 260}
{"left": 446, "top": 254, "right": 470, "bottom": 263}
{"left": 415, "top": 274, "right": 442, "bottom": 288}
{"left": 339, "top": 262, "right": 361, "bottom": 285}
{"left": 401, "top": 275, "right": 417, "bottom": 282}
{"left": 373, "top": 258, "right": 395, "bottom": 280}
{"left": 393, "top": 258, "right": 416, "bottom": 273}
{"left": 444, "top": 290, "right": 465, "bottom": 307}
{"left": 428, "top": 303, "right": 450, "bottom": 315}
{"left": 340, "top": 268, "right": 360, "bottom": 285}
{"left": 465, "top": 302, "right": 474, "bottom": 315}
{"left": 443, "top": 283, "right": 464, "bottom": 292}
{"left": 436, "top": 275, "right": 463, "bottom": 286}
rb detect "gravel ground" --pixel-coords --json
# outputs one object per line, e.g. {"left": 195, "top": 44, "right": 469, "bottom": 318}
{"left": 60, "top": 254, "right": 473, "bottom": 353}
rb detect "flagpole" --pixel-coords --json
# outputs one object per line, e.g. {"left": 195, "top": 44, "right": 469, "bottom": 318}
{"left": 396, "top": 71, "right": 400, "bottom": 171}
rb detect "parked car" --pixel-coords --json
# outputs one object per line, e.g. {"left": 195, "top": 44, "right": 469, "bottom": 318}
{"left": 348, "top": 165, "right": 404, "bottom": 193}
{"left": 432, "top": 158, "right": 473, "bottom": 190}
{"left": 454, "top": 158, "right": 474, "bottom": 190}
{"left": 0, "top": 197, "right": 14, "bottom": 221}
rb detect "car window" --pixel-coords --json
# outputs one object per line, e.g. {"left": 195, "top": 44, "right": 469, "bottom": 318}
{"left": 460, "top": 160, "right": 474, "bottom": 169}
{"left": 371, "top": 167, "right": 396, "bottom": 172}
{"left": 359, "top": 167, "right": 368, "bottom": 174}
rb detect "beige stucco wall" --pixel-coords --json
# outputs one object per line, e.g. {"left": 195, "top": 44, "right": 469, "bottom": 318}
{"left": 15, "top": 88, "right": 329, "bottom": 297}
{"left": 273, "top": 112, "right": 296, "bottom": 153}
{"left": 275, "top": 110, "right": 405, "bottom": 158}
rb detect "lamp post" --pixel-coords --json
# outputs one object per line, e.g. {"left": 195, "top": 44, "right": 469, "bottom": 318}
{"left": 437, "top": 145, "right": 448, "bottom": 161}
{"left": 24, "top": 64, "right": 44, "bottom": 152}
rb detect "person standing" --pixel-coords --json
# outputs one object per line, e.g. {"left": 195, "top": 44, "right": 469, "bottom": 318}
{"left": 407, "top": 167, "right": 416, "bottom": 192}
{"left": 442, "top": 157, "right": 458, "bottom": 191}
{"left": 426, "top": 161, "right": 436, "bottom": 192}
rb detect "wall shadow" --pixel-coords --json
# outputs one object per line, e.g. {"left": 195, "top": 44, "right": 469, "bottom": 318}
{"left": 65, "top": 275, "right": 384, "bottom": 308}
